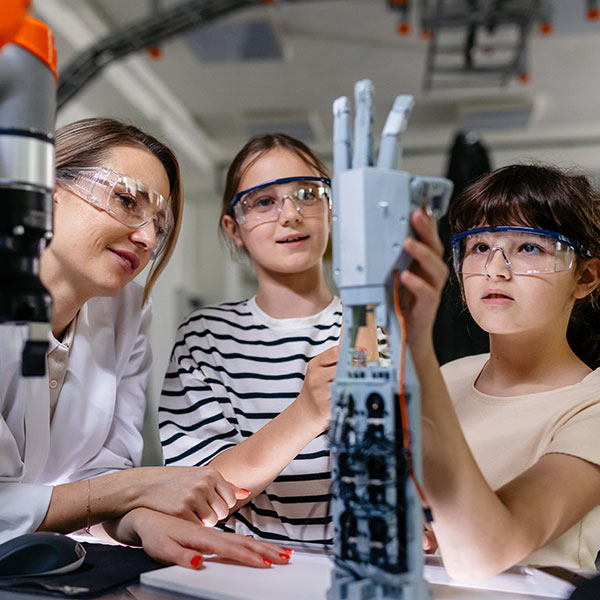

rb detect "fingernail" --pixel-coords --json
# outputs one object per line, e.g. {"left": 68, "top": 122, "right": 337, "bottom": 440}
{"left": 240, "top": 488, "right": 250, "bottom": 494}
{"left": 190, "top": 555, "right": 202, "bottom": 568}
{"left": 282, "top": 548, "right": 294, "bottom": 554}
{"left": 263, "top": 558, "right": 272, "bottom": 567}
{"left": 279, "top": 552, "right": 291, "bottom": 560}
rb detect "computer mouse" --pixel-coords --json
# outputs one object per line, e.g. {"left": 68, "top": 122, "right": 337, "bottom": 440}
{"left": 0, "top": 532, "right": 86, "bottom": 578}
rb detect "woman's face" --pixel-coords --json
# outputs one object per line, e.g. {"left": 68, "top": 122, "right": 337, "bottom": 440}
{"left": 48, "top": 145, "right": 170, "bottom": 299}
{"left": 223, "top": 148, "right": 331, "bottom": 279}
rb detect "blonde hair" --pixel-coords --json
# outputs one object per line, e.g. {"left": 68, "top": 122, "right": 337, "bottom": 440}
{"left": 55, "top": 118, "right": 183, "bottom": 303}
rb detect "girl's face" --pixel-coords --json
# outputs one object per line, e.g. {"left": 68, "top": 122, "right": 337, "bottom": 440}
{"left": 462, "top": 245, "right": 588, "bottom": 339}
{"left": 223, "top": 148, "right": 331, "bottom": 278}
{"left": 48, "top": 145, "right": 171, "bottom": 299}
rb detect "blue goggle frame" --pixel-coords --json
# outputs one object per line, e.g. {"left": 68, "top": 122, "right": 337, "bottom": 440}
{"left": 228, "top": 176, "right": 332, "bottom": 213}
{"left": 450, "top": 226, "right": 581, "bottom": 252}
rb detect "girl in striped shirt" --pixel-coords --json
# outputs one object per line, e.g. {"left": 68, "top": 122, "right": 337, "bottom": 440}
{"left": 160, "top": 134, "right": 341, "bottom": 548}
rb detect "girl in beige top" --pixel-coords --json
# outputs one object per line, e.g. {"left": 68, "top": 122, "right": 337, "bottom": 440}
{"left": 403, "top": 164, "right": 600, "bottom": 579}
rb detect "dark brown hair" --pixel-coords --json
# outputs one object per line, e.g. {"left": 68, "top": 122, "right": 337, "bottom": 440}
{"left": 55, "top": 117, "right": 183, "bottom": 303}
{"left": 449, "top": 163, "right": 600, "bottom": 368}
{"left": 219, "top": 133, "right": 329, "bottom": 256}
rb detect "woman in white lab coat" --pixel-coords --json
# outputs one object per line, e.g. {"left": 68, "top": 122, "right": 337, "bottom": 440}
{"left": 0, "top": 118, "right": 291, "bottom": 570}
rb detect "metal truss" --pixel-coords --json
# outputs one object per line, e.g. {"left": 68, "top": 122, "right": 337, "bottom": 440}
{"left": 58, "top": 0, "right": 258, "bottom": 108}
{"left": 419, "top": 0, "right": 551, "bottom": 90}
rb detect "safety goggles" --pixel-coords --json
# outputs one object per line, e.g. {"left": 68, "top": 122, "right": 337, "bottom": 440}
{"left": 56, "top": 167, "right": 173, "bottom": 255}
{"left": 228, "top": 176, "right": 331, "bottom": 227}
{"left": 450, "top": 226, "right": 581, "bottom": 275}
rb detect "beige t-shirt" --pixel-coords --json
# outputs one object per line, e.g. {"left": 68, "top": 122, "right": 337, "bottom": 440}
{"left": 441, "top": 353, "right": 600, "bottom": 569}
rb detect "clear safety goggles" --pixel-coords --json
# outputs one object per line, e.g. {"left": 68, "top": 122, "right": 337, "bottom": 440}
{"left": 450, "top": 226, "right": 581, "bottom": 275}
{"left": 56, "top": 167, "right": 173, "bottom": 255}
{"left": 228, "top": 176, "right": 331, "bottom": 227}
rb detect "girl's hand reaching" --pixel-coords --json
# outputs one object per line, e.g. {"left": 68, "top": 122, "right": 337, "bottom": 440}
{"left": 399, "top": 207, "right": 448, "bottom": 358}
{"left": 296, "top": 345, "right": 339, "bottom": 434}
{"left": 423, "top": 528, "right": 439, "bottom": 554}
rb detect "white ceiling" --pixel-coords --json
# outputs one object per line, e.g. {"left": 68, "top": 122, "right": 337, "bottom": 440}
{"left": 34, "top": 0, "right": 600, "bottom": 194}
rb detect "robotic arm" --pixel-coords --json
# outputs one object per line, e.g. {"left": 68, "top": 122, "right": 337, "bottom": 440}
{"left": 0, "top": 1, "right": 57, "bottom": 376}
{"left": 328, "top": 80, "right": 452, "bottom": 600}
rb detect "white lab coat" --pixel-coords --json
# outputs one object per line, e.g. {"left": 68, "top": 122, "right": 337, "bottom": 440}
{"left": 0, "top": 283, "right": 152, "bottom": 543}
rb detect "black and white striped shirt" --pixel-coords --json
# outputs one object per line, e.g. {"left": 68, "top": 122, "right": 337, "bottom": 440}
{"left": 159, "top": 296, "right": 342, "bottom": 547}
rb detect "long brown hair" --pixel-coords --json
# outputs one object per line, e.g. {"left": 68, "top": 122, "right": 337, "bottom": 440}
{"left": 55, "top": 117, "right": 183, "bottom": 303}
{"left": 449, "top": 163, "right": 600, "bottom": 368}
{"left": 219, "top": 133, "right": 329, "bottom": 256}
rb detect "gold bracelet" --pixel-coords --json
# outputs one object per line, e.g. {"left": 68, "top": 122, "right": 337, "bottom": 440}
{"left": 85, "top": 479, "right": 91, "bottom": 534}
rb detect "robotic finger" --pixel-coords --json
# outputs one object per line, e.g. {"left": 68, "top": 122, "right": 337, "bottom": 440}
{"left": 377, "top": 95, "right": 414, "bottom": 171}
{"left": 333, "top": 96, "right": 351, "bottom": 174}
{"left": 351, "top": 79, "right": 375, "bottom": 169}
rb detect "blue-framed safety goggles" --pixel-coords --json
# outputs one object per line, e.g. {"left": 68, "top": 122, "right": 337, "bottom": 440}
{"left": 228, "top": 176, "right": 331, "bottom": 227}
{"left": 450, "top": 226, "right": 584, "bottom": 275}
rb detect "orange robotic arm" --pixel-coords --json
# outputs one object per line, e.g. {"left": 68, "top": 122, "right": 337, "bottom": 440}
{"left": 0, "top": 0, "right": 57, "bottom": 376}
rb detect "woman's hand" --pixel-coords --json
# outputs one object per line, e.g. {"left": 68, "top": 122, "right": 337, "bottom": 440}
{"left": 106, "top": 508, "right": 293, "bottom": 569}
{"left": 295, "top": 345, "right": 339, "bottom": 433}
{"left": 399, "top": 207, "right": 449, "bottom": 357}
{"left": 134, "top": 466, "right": 250, "bottom": 527}
{"left": 40, "top": 465, "right": 249, "bottom": 535}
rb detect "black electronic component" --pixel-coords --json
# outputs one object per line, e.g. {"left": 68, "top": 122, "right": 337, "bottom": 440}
{"left": 340, "top": 510, "right": 359, "bottom": 562}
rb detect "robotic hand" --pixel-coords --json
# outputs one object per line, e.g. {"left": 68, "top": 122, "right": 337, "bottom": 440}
{"left": 0, "top": 1, "right": 57, "bottom": 376}
{"left": 328, "top": 80, "right": 452, "bottom": 600}
{"left": 332, "top": 80, "right": 451, "bottom": 301}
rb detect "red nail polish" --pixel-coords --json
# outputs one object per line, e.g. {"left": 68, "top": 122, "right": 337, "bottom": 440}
{"left": 263, "top": 558, "right": 272, "bottom": 567}
{"left": 190, "top": 555, "right": 202, "bottom": 568}
{"left": 282, "top": 547, "right": 294, "bottom": 553}
{"left": 279, "top": 553, "right": 290, "bottom": 560}
{"left": 240, "top": 488, "right": 250, "bottom": 493}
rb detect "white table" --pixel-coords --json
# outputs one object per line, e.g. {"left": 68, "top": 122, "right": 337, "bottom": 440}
{"left": 139, "top": 552, "right": 575, "bottom": 600}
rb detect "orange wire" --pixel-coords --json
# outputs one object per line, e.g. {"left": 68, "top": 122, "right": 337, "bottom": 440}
{"left": 393, "top": 270, "right": 411, "bottom": 451}
{"left": 393, "top": 269, "right": 432, "bottom": 518}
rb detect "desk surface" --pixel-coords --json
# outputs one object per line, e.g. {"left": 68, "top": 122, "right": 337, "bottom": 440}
{"left": 137, "top": 552, "right": 571, "bottom": 600}
{"left": 131, "top": 582, "right": 563, "bottom": 600}
{"left": 0, "top": 556, "right": 576, "bottom": 600}
{"left": 0, "top": 580, "right": 568, "bottom": 600}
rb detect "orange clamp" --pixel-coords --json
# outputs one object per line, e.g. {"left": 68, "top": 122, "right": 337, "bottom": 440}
{"left": 0, "top": 0, "right": 29, "bottom": 49}
{"left": 147, "top": 46, "right": 163, "bottom": 59}
{"left": 397, "top": 22, "right": 411, "bottom": 35}
{"left": 13, "top": 16, "right": 58, "bottom": 82}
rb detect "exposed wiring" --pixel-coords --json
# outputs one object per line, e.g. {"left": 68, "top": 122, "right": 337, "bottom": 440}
{"left": 393, "top": 269, "right": 433, "bottom": 523}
